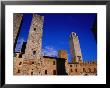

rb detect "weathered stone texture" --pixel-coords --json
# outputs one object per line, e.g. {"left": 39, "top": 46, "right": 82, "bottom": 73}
{"left": 69, "top": 32, "right": 83, "bottom": 63}
{"left": 41, "top": 57, "right": 57, "bottom": 75}
{"left": 21, "top": 14, "right": 44, "bottom": 75}
{"left": 23, "top": 14, "right": 44, "bottom": 60}
{"left": 13, "top": 13, "right": 97, "bottom": 76}
{"left": 13, "top": 13, "right": 23, "bottom": 46}
{"left": 67, "top": 62, "right": 97, "bottom": 75}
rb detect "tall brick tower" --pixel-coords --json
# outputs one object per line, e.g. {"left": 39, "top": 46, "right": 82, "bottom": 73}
{"left": 13, "top": 13, "right": 23, "bottom": 50}
{"left": 69, "top": 32, "right": 83, "bottom": 63}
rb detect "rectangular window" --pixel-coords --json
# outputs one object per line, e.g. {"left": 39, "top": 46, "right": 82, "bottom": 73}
{"left": 53, "top": 61, "right": 55, "bottom": 65}
{"left": 17, "top": 70, "right": 20, "bottom": 73}
{"left": 31, "top": 72, "right": 33, "bottom": 75}
{"left": 94, "top": 68, "right": 96, "bottom": 73}
{"left": 19, "top": 53, "right": 22, "bottom": 58}
{"left": 45, "top": 70, "right": 47, "bottom": 74}
{"left": 75, "top": 69, "right": 77, "bottom": 72}
{"left": 83, "top": 68, "right": 85, "bottom": 72}
{"left": 53, "top": 70, "right": 56, "bottom": 75}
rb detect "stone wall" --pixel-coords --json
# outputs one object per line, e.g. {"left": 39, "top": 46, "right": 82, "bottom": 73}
{"left": 41, "top": 56, "right": 57, "bottom": 75}
{"left": 13, "top": 54, "right": 57, "bottom": 75}
{"left": 13, "top": 52, "right": 97, "bottom": 75}
{"left": 67, "top": 61, "right": 97, "bottom": 75}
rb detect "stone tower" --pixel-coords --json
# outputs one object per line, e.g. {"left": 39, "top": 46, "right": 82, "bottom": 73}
{"left": 58, "top": 50, "right": 68, "bottom": 71}
{"left": 13, "top": 14, "right": 44, "bottom": 75}
{"left": 22, "top": 14, "right": 44, "bottom": 75}
{"left": 23, "top": 14, "right": 44, "bottom": 60}
{"left": 13, "top": 13, "right": 23, "bottom": 50}
{"left": 58, "top": 50, "right": 68, "bottom": 60}
{"left": 69, "top": 32, "right": 83, "bottom": 63}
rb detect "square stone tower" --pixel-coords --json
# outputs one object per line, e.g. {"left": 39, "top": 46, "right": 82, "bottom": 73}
{"left": 58, "top": 50, "right": 68, "bottom": 73}
{"left": 14, "top": 14, "right": 44, "bottom": 75}
{"left": 13, "top": 13, "right": 23, "bottom": 49}
{"left": 21, "top": 14, "right": 44, "bottom": 75}
{"left": 69, "top": 32, "right": 83, "bottom": 63}
{"left": 23, "top": 14, "right": 44, "bottom": 60}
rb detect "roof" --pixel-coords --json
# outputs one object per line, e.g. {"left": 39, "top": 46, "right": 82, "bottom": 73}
{"left": 68, "top": 62, "right": 79, "bottom": 64}
{"left": 43, "top": 56, "right": 66, "bottom": 61}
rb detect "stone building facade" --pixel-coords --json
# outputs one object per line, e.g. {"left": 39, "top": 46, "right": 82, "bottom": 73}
{"left": 13, "top": 13, "right": 97, "bottom": 75}
{"left": 41, "top": 56, "right": 57, "bottom": 75}
{"left": 58, "top": 50, "right": 97, "bottom": 75}
{"left": 13, "top": 53, "right": 65, "bottom": 75}
{"left": 66, "top": 61, "right": 97, "bottom": 75}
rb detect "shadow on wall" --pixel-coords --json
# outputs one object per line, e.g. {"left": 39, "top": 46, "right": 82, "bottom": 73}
{"left": 57, "top": 58, "right": 68, "bottom": 75}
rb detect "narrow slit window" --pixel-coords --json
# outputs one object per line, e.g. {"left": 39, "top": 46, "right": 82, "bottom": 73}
{"left": 45, "top": 70, "right": 47, "bottom": 74}
{"left": 53, "top": 61, "right": 55, "bottom": 65}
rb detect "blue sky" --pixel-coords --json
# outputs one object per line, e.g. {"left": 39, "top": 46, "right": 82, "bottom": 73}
{"left": 15, "top": 13, "right": 97, "bottom": 62}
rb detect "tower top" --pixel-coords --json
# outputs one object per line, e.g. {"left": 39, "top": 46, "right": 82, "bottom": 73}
{"left": 33, "top": 13, "right": 44, "bottom": 21}
{"left": 58, "top": 50, "right": 68, "bottom": 60}
{"left": 70, "top": 32, "right": 78, "bottom": 38}
{"left": 71, "top": 32, "right": 76, "bottom": 36}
